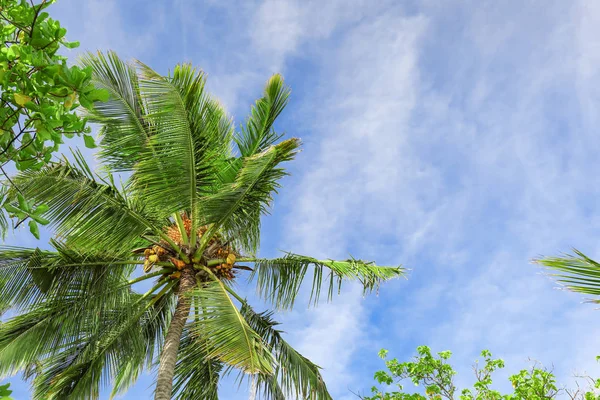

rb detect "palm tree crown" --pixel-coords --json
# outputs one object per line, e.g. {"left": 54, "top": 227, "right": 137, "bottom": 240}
{"left": 0, "top": 51, "right": 404, "bottom": 400}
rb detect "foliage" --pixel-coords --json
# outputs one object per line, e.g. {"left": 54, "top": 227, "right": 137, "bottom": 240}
{"left": 0, "top": 52, "right": 404, "bottom": 399}
{"left": 0, "top": 0, "right": 107, "bottom": 235}
{"left": 364, "top": 346, "right": 600, "bottom": 400}
{"left": 0, "top": 382, "right": 13, "bottom": 400}
{"left": 535, "top": 250, "right": 600, "bottom": 303}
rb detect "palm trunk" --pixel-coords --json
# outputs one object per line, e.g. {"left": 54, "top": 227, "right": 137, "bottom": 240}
{"left": 154, "top": 267, "right": 196, "bottom": 400}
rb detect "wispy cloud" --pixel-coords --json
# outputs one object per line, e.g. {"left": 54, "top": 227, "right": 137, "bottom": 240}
{"left": 6, "top": 0, "right": 600, "bottom": 398}
{"left": 275, "top": 0, "right": 600, "bottom": 397}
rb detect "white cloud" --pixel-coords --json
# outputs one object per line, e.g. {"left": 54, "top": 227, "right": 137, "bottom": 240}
{"left": 278, "top": 0, "right": 600, "bottom": 397}
{"left": 278, "top": 8, "right": 429, "bottom": 397}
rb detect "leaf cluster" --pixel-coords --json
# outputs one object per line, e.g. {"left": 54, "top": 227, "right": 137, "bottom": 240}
{"left": 364, "top": 347, "right": 600, "bottom": 400}
{"left": 0, "top": 0, "right": 108, "bottom": 235}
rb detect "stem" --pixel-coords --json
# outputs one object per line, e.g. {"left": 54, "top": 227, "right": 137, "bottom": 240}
{"left": 126, "top": 269, "right": 170, "bottom": 286}
{"left": 191, "top": 223, "right": 216, "bottom": 262}
{"left": 158, "top": 232, "right": 190, "bottom": 264}
{"left": 206, "top": 257, "right": 257, "bottom": 267}
{"left": 154, "top": 267, "right": 196, "bottom": 400}
{"left": 173, "top": 212, "right": 189, "bottom": 245}
{"left": 224, "top": 284, "right": 245, "bottom": 304}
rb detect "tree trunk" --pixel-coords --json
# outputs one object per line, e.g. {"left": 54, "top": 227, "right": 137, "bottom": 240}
{"left": 154, "top": 267, "right": 196, "bottom": 400}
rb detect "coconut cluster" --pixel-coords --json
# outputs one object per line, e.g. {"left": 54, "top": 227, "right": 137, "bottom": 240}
{"left": 141, "top": 214, "right": 239, "bottom": 281}
{"left": 143, "top": 245, "right": 169, "bottom": 272}
{"left": 214, "top": 250, "right": 236, "bottom": 280}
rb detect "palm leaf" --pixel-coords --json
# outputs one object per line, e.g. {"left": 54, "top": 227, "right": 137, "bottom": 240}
{"left": 536, "top": 249, "right": 600, "bottom": 302}
{"left": 9, "top": 154, "right": 160, "bottom": 253}
{"left": 186, "top": 275, "right": 274, "bottom": 375}
{"left": 197, "top": 138, "right": 300, "bottom": 255}
{"left": 0, "top": 263, "right": 135, "bottom": 379}
{"left": 171, "top": 328, "right": 222, "bottom": 400}
{"left": 132, "top": 62, "right": 232, "bottom": 225}
{"left": 79, "top": 51, "right": 151, "bottom": 172}
{"left": 0, "top": 241, "right": 140, "bottom": 314}
{"left": 110, "top": 290, "right": 176, "bottom": 399}
{"left": 254, "top": 373, "right": 286, "bottom": 400}
{"left": 241, "top": 303, "right": 332, "bottom": 400}
{"left": 250, "top": 253, "right": 405, "bottom": 309}
{"left": 235, "top": 74, "right": 289, "bottom": 158}
{"left": 30, "top": 282, "right": 175, "bottom": 399}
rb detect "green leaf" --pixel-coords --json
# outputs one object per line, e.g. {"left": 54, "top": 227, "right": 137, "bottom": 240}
{"left": 0, "top": 383, "right": 12, "bottom": 396}
{"left": 536, "top": 250, "right": 600, "bottom": 301}
{"left": 196, "top": 138, "right": 300, "bottom": 255}
{"left": 10, "top": 155, "right": 162, "bottom": 252}
{"left": 28, "top": 220, "right": 40, "bottom": 239}
{"left": 0, "top": 383, "right": 13, "bottom": 400}
{"left": 88, "top": 88, "right": 110, "bottom": 102}
{"left": 33, "top": 204, "right": 49, "bottom": 215}
{"left": 4, "top": 204, "right": 25, "bottom": 219}
{"left": 235, "top": 73, "right": 289, "bottom": 158}
{"left": 30, "top": 214, "right": 50, "bottom": 226}
{"left": 83, "top": 134, "right": 96, "bottom": 148}
{"left": 17, "top": 193, "right": 30, "bottom": 212}
{"left": 63, "top": 40, "right": 80, "bottom": 49}
{"left": 241, "top": 302, "right": 333, "bottom": 400}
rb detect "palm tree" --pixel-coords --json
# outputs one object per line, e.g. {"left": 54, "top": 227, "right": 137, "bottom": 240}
{"left": 536, "top": 250, "right": 600, "bottom": 303}
{"left": 0, "top": 51, "right": 404, "bottom": 400}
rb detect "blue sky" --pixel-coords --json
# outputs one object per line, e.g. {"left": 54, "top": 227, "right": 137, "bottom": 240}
{"left": 4, "top": 0, "right": 600, "bottom": 398}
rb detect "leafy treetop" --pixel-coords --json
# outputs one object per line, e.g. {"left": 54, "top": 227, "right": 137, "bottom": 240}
{"left": 364, "top": 346, "right": 600, "bottom": 400}
{"left": 0, "top": 0, "right": 107, "bottom": 236}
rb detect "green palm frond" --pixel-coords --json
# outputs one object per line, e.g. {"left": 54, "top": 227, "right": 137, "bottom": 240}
{"left": 111, "top": 291, "right": 176, "bottom": 399}
{"left": 235, "top": 74, "right": 289, "bottom": 158}
{"left": 250, "top": 253, "right": 405, "bottom": 309}
{"left": 197, "top": 138, "right": 300, "bottom": 255}
{"left": 172, "top": 329, "right": 222, "bottom": 400}
{"left": 0, "top": 241, "right": 141, "bottom": 313}
{"left": 0, "top": 238, "right": 174, "bottom": 397}
{"left": 536, "top": 250, "right": 600, "bottom": 300}
{"left": 10, "top": 155, "right": 159, "bottom": 253}
{"left": 29, "top": 282, "right": 175, "bottom": 399}
{"left": 0, "top": 264, "right": 135, "bottom": 378}
{"left": 132, "top": 62, "right": 232, "bottom": 223}
{"left": 187, "top": 274, "right": 274, "bottom": 375}
{"left": 241, "top": 303, "right": 332, "bottom": 400}
{"left": 254, "top": 373, "right": 286, "bottom": 400}
{"left": 79, "top": 51, "right": 150, "bottom": 172}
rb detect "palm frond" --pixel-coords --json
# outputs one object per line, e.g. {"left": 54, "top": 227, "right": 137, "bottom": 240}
{"left": 197, "top": 138, "right": 300, "bottom": 255}
{"left": 235, "top": 74, "right": 289, "bottom": 158}
{"left": 241, "top": 303, "right": 332, "bottom": 400}
{"left": 30, "top": 282, "right": 175, "bottom": 399}
{"left": 0, "top": 241, "right": 140, "bottom": 314}
{"left": 171, "top": 329, "right": 223, "bottom": 400}
{"left": 0, "top": 264, "right": 135, "bottom": 379}
{"left": 186, "top": 275, "right": 274, "bottom": 375}
{"left": 254, "top": 373, "right": 286, "bottom": 400}
{"left": 9, "top": 155, "right": 159, "bottom": 253}
{"left": 536, "top": 250, "right": 600, "bottom": 301}
{"left": 131, "top": 62, "right": 232, "bottom": 224}
{"left": 79, "top": 51, "right": 151, "bottom": 172}
{"left": 110, "top": 289, "right": 176, "bottom": 399}
{"left": 250, "top": 253, "right": 405, "bottom": 310}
